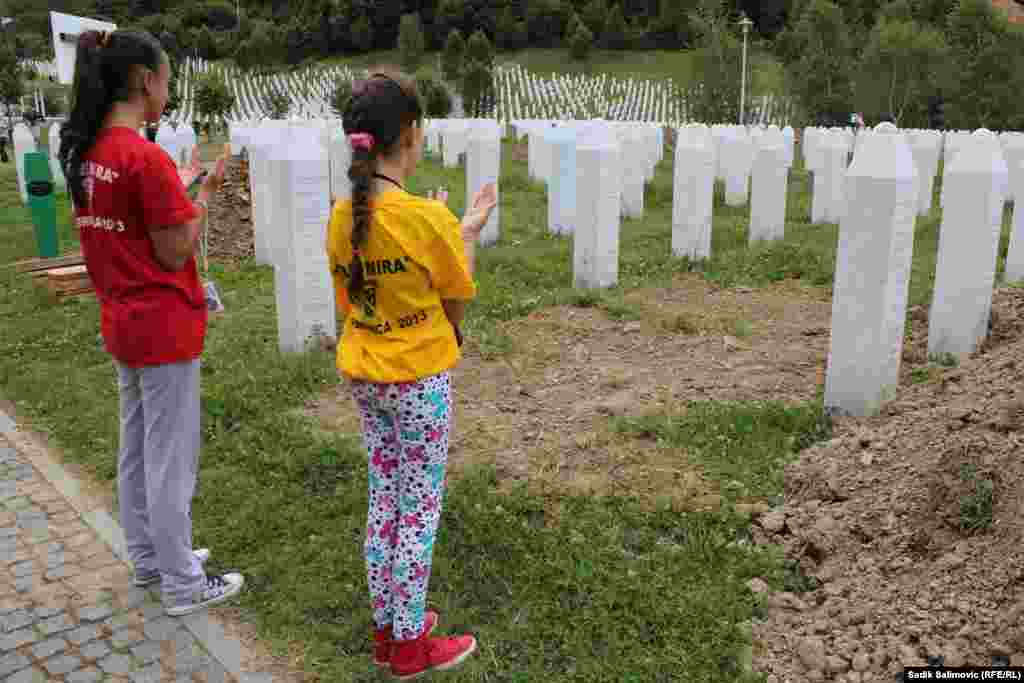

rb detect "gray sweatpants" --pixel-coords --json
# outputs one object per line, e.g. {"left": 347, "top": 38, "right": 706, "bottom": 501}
{"left": 115, "top": 359, "right": 206, "bottom": 606}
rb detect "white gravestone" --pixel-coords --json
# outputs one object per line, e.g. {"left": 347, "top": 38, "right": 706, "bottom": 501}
{"left": 671, "top": 132, "right": 714, "bottom": 261}
{"left": 749, "top": 137, "right": 788, "bottom": 243}
{"left": 327, "top": 126, "right": 352, "bottom": 202}
{"left": 466, "top": 122, "right": 502, "bottom": 247}
{"left": 824, "top": 133, "right": 849, "bottom": 224}
{"left": 723, "top": 130, "right": 752, "bottom": 208}
{"left": 620, "top": 127, "right": 646, "bottom": 219}
{"left": 547, "top": 127, "right": 576, "bottom": 236}
{"left": 1007, "top": 157, "right": 1024, "bottom": 283}
{"left": 927, "top": 137, "right": 1003, "bottom": 361}
{"left": 177, "top": 124, "right": 197, "bottom": 167}
{"left": 574, "top": 132, "right": 621, "bottom": 289}
{"left": 908, "top": 131, "right": 941, "bottom": 217}
{"left": 247, "top": 131, "right": 278, "bottom": 267}
{"left": 13, "top": 123, "right": 35, "bottom": 204}
{"left": 48, "top": 122, "right": 66, "bottom": 194}
{"left": 156, "top": 123, "right": 178, "bottom": 164}
{"left": 824, "top": 123, "right": 917, "bottom": 418}
{"left": 273, "top": 131, "right": 337, "bottom": 353}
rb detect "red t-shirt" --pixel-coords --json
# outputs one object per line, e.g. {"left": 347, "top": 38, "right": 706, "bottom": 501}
{"left": 77, "top": 127, "right": 205, "bottom": 367}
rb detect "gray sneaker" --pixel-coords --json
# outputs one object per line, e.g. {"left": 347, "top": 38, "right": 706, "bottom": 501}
{"left": 164, "top": 572, "right": 245, "bottom": 617}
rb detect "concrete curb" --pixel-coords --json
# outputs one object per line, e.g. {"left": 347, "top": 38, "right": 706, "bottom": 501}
{"left": 0, "top": 404, "right": 273, "bottom": 682}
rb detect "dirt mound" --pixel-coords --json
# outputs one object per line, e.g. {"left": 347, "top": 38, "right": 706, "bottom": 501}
{"left": 751, "top": 287, "right": 1024, "bottom": 683}
{"left": 206, "top": 155, "right": 255, "bottom": 265}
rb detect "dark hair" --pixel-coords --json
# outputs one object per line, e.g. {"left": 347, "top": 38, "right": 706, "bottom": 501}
{"left": 342, "top": 69, "right": 423, "bottom": 305}
{"left": 59, "top": 29, "right": 165, "bottom": 209}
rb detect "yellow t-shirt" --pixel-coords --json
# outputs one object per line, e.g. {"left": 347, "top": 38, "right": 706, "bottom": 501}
{"left": 326, "top": 189, "right": 476, "bottom": 383}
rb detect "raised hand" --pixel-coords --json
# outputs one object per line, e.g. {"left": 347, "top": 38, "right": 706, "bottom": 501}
{"left": 460, "top": 182, "right": 497, "bottom": 240}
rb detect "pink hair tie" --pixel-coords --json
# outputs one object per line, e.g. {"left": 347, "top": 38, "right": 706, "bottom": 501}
{"left": 349, "top": 133, "right": 374, "bottom": 151}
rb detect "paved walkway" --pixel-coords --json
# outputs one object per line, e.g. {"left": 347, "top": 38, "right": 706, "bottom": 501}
{"left": 0, "top": 422, "right": 271, "bottom": 682}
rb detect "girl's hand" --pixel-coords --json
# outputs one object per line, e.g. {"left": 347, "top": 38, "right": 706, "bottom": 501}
{"left": 201, "top": 148, "right": 228, "bottom": 195}
{"left": 178, "top": 146, "right": 202, "bottom": 189}
{"left": 460, "top": 182, "right": 497, "bottom": 240}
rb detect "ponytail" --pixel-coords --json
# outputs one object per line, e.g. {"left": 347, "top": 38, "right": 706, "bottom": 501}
{"left": 347, "top": 146, "right": 377, "bottom": 303}
{"left": 341, "top": 70, "right": 423, "bottom": 309}
{"left": 59, "top": 29, "right": 164, "bottom": 209}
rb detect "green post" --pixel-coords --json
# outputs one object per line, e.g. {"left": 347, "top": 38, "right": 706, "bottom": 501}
{"left": 24, "top": 152, "right": 59, "bottom": 258}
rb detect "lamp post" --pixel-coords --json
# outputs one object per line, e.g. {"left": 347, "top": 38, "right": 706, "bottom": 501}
{"left": 738, "top": 13, "right": 753, "bottom": 126}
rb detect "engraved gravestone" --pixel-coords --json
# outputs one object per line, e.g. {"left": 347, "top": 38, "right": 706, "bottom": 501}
{"left": 749, "top": 131, "right": 788, "bottom": 243}
{"left": 48, "top": 122, "right": 66, "bottom": 194}
{"left": 672, "top": 127, "right": 714, "bottom": 261}
{"left": 824, "top": 122, "right": 917, "bottom": 417}
{"left": 13, "top": 123, "right": 35, "bottom": 204}
{"left": 466, "top": 121, "right": 502, "bottom": 246}
{"left": 273, "top": 128, "right": 337, "bottom": 353}
{"left": 547, "top": 127, "right": 576, "bottom": 236}
{"left": 927, "top": 135, "right": 1002, "bottom": 360}
{"left": 574, "top": 131, "right": 621, "bottom": 289}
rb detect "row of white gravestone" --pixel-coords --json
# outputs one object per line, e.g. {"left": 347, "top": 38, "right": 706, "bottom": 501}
{"left": 824, "top": 124, "right": 1024, "bottom": 417}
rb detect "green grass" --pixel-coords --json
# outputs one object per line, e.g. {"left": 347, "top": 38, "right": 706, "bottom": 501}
{"left": 0, "top": 133, "right": 1017, "bottom": 681}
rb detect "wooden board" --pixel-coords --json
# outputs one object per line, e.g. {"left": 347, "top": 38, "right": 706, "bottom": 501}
{"left": 11, "top": 253, "right": 84, "bottom": 273}
{"left": 47, "top": 265, "right": 89, "bottom": 281}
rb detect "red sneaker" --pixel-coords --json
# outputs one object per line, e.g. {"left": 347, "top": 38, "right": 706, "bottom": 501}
{"left": 373, "top": 611, "right": 439, "bottom": 667}
{"left": 390, "top": 632, "right": 477, "bottom": 680}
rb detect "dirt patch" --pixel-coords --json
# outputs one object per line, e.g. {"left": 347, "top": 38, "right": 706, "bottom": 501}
{"left": 306, "top": 275, "right": 837, "bottom": 508}
{"left": 749, "top": 286, "right": 1024, "bottom": 682}
{"left": 205, "top": 155, "right": 255, "bottom": 266}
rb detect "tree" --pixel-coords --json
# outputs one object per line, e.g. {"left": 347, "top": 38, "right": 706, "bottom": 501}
{"left": 942, "top": 0, "right": 1024, "bottom": 130}
{"left": 495, "top": 6, "right": 519, "bottom": 50}
{"left": 415, "top": 68, "right": 453, "bottom": 118}
{"left": 569, "top": 22, "right": 594, "bottom": 60}
{"left": 527, "top": 0, "right": 568, "bottom": 48}
{"left": 351, "top": 13, "right": 375, "bottom": 52}
{"left": 856, "top": 17, "right": 948, "bottom": 126}
{"left": 603, "top": 3, "right": 628, "bottom": 49}
{"left": 442, "top": 30, "right": 465, "bottom": 84}
{"left": 193, "top": 70, "right": 235, "bottom": 137}
{"left": 465, "top": 30, "right": 494, "bottom": 70}
{"left": 0, "top": 46, "right": 25, "bottom": 138}
{"left": 262, "top": 90, "right": 290, "bottom": 119}
{"left": 582, "top": 0, "right": 609, "bottom": 35}
{"left": 688, "top": 0, "right": 743, "bottom": 122}
{"left": 782, "top": 0, "right": 856, "bottom": 125}
{"left": 397, "top": 13, "right": 427, "bottom": 72}
{"left": 330, "top": 80, "right": 354, "bottom": 118}
{"left": 461, "top": 58, "right": 493, "bottom": 117}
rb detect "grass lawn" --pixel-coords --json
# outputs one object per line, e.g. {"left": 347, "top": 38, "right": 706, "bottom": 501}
{"left": 0, "top": 133, "right": 1015, "bottom": 682}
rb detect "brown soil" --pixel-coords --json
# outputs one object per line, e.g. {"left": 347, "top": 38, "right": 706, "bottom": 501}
{"left": 307, "top": 275, "right": 837, "bottom": 508}
{"left": 205, "top": 155, "right": 255, "bottom": 266}
{"left": 750, "top": 286, "right": 1024, "bottom": 683}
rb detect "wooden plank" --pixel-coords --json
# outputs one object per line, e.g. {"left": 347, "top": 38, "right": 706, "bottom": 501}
{"left": 11, "top": 253, "right": 84, "bottom": 273}
{"left": 47, "top": 265, "right": 90, "bottom": 281}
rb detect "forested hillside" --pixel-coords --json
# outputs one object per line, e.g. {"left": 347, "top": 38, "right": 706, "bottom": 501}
{"left": 3, "top": 0, "right": 1024, "bottom": 130}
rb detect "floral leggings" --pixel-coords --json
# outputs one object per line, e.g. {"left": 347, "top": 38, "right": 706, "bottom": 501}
{"left": 351, "top": 372, "right": 452, "bottom": 641}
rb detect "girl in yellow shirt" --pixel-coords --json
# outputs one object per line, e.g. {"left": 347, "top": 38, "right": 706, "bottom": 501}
{"left": 325, "top": 70, "right": 497, "bottom": 680}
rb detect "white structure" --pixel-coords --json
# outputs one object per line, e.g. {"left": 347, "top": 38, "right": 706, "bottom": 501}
{"left": 824, "top": 123, "right": 917, "bottom": 417}
{"left": 50, "top": 11, "right": 117, "bottom": 85}
{"left": 13, "top": 123, "right": 35, "bottom": 204}
{"left": 327, "top": 125, "right": 352, "bottom": 202}
{"left": 48, "top": 122, "right": 66, "bottom": 194}
{"left": 574, "top": 131, "right": 621, "bottom": 289}
{"left": 547, "top": 127, "right": 576, "bottom": 236}
{"left": 723, "top": 129, "right": 752, "bottom": 207}
{"left": 671, "top": 127, "right": 714, "bottom": 261}
{"left": 466, "top": 121, "right": 502, "bottom": 246}
{"left": 749, "top": 132, "right": 789, "bottom": 243}
{"left": 272, "top": 129, "right": 337, "bottom": 353}
{"left": 928, "top": 134, "right": 1004, "bottom": 360}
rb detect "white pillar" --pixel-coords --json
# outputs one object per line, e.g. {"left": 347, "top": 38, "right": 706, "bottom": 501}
{"left": 927, "top": 136, "right": 1003, "bottom": 360}
{"left": 824, "top": 123, "right": 917, "bottom": 417}
{"left": 273, "top": 129, "right": 337, "bottom": 353}
{"left": 547, "top": 127, "right": 576, "bottom": 235}
{"left": 749, "top": 136, "right": 789, "bottom": 243}
{"left": 466, "top": 121, "right": 502, "bottom": 246}
{"left": 672, "top": 128, "right": 714, "bottom": 261}
{"left": 574, "top": 132, "right": 621, "bottom": 289}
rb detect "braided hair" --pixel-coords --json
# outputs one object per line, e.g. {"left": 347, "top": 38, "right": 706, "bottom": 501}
{"left": 341, "top": 70, "right": 423, "bottom": 305}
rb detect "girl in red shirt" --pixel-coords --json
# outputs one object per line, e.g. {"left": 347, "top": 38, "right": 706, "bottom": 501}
{"left": 58, "top": 29, "right": 243, "bottom": 617}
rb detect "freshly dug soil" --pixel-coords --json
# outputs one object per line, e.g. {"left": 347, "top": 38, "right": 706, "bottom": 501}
{"left": 750, "top": 286, "right": 1024, "bottom": 683}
